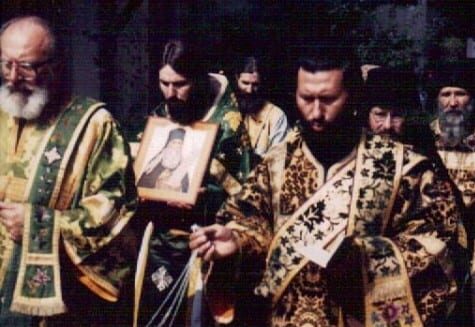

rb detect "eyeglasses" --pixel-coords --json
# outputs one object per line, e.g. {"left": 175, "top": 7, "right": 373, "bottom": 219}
{"left": 0, "top": 59, "right": 52, "bottom": 80}
{"left": 369, "top": 109, "right": 406, "bottom": 123}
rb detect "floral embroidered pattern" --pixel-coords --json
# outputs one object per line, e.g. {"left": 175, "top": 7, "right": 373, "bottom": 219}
{"left": 25, "top": 266, "right": 52, "bottom": 296}
{"left": 353, "top": 134, "right": 398, "bottom": 238}
{"left": 272, "top": 263, "right": 337, "bottom": 326}
{"left": 255, "top": 162, "right": 354, "bottom": 301}
{"left": 32, "top": 267, "right": 51, "bottom": 285}
{"left": 280, "top": 148, "right": 319, "bottom": 215}
{"left": 31, "top": 207, "right": 54, "bottom": 253}
{"left": 363, "top": 237, "right": 401, "bottom": 284}
{"left": 447, "top": 167, "right": 475, "bottom": 208}
{"left": 370, "top": 299, "right": 417, "bottom": 327}
{"left": 219, "top": 129, "right": 458, "bottom": 326}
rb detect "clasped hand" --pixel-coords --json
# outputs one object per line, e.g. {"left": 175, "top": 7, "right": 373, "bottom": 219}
{"left": 189, "top": 224, "right": 239, "bottom": 261}
{"left": 0, "top": 202, "right": 25, "bottom": 242}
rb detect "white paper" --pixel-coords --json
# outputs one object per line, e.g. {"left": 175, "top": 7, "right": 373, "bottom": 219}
{"left": 296, "top": 231, "right": 346, "bottom": 268}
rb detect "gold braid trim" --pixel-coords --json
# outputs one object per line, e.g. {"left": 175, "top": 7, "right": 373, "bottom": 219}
{"left": 361, "top": 238, "right": 423, "bottom": 326}
{"left": 10, "top": 207, "right": 66, "bottom": 316}
{"left": 0, "top": 223, "right": 13, "bottom": 288}
{"left": 49, "top": 102, "right": 105, "bottom": 209}
{"left": 76, "top": 264, "right": 119, "bottom": 302}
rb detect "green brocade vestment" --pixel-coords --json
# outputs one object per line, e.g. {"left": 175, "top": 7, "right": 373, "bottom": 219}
{"left": 0, "top": 97, "right": 137, "bottom": 325}
{"left": 135, "top": 73, "right": 254, "bottom": 326}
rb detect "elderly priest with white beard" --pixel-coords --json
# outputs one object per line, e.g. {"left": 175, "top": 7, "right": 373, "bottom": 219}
{"left": 0, "top": 16, "right": 137, "bottom": 326}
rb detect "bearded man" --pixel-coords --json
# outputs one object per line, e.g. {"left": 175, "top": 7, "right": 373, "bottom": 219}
{"left": 0, "top": 16, "right": 137, "bottom": 326}
{"left": 363, "top": 67, "right": 419, "bottom": 138}
{"left": 190, "top": 45, "right": 463, "bottom": 326}
{"left": 429, "top": 64, "right": 475, "bottom": 223}
{"left": 135, "top": 39, "right": 253, "bottom": 326}
{"left": 430, "top": 69, "right": 475, "bottom": 153}
{"left": 233, "top": 56, "right": 288, "bottom": 157}
{"left": 429, "top": 63, "right": 475, "bottom": 325}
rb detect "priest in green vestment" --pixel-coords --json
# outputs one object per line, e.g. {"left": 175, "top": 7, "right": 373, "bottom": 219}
{"left": 133, "top": 39, "right": 255, "bottom": 326}
{"left": 0, "top": 16, "right": 137, "bottom": 326}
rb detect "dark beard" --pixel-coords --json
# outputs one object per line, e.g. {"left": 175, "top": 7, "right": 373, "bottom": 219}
{"left": 302, "top": 110, "right": 361, "bottom": 169}
{"left": 166, "top": 94, "right": 209, "bottom": 125}
{"left": 236, "top": 93, "right": 266, "bottom": 115}
{"left": 165, "top": 77, "right": 212, "bottom": 125}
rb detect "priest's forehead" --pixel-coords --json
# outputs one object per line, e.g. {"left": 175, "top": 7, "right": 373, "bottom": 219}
{"left": 0, "top": 16, "right": 55, "bottom": 59}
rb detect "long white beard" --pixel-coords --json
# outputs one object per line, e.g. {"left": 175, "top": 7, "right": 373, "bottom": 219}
{"left": 0, "top": 85, "right": 49, "bottom": 120}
